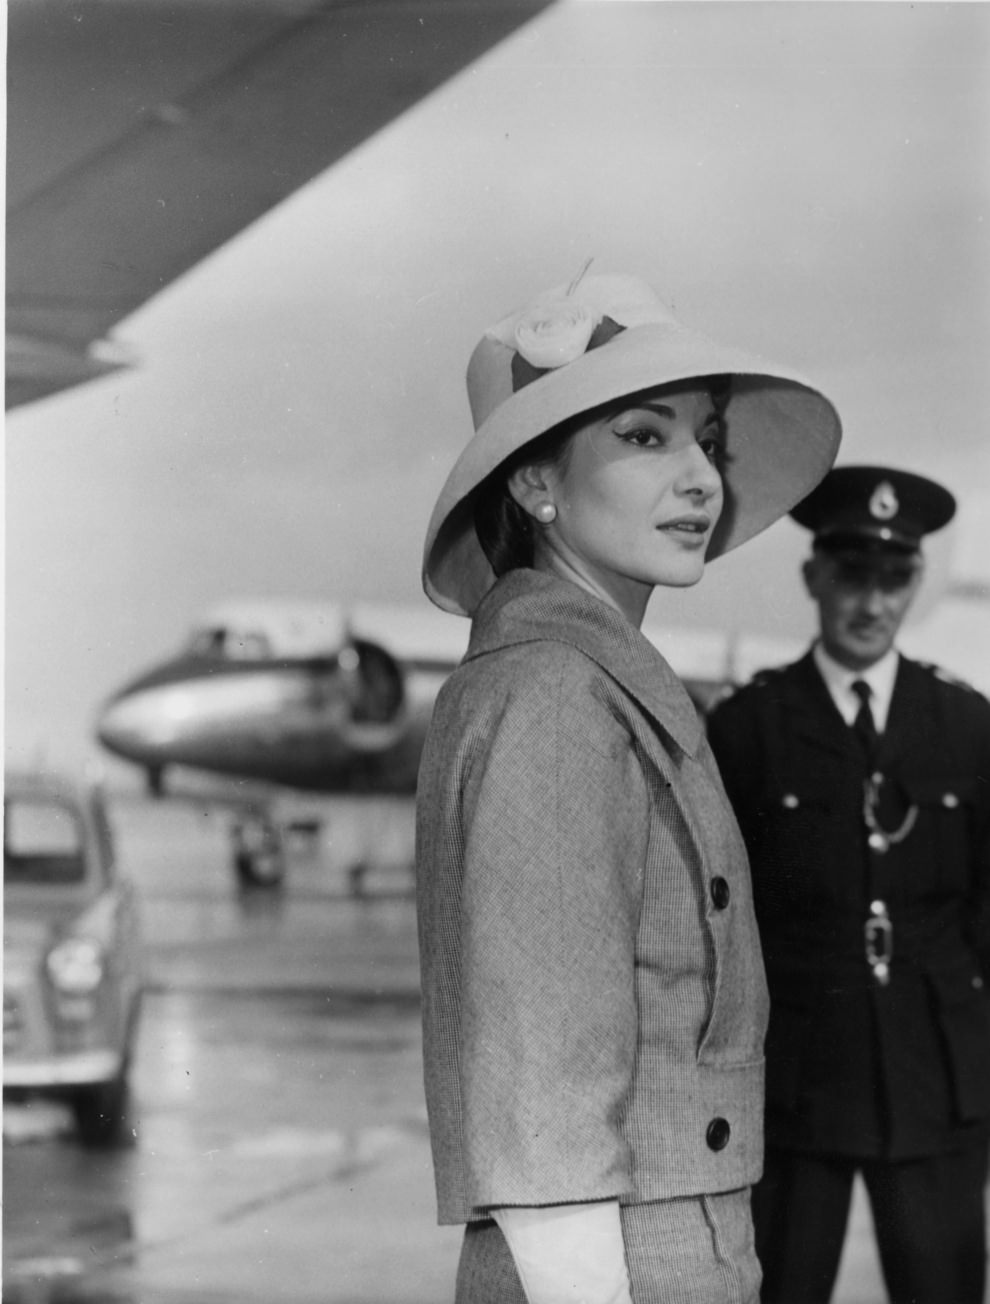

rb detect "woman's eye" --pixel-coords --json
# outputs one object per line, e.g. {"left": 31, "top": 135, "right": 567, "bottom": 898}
{"left": 699, "top": 433, "right": 724, "bottom": 464}
{"left": 617, "top": 426, "right": 661, "bottom": 448}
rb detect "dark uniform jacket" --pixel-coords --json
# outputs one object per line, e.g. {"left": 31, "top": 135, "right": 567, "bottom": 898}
{"left": 708, "top": 650, "right": 990, "bottom": 1159}
{"left": 416, "top": 568, "right": 768, "bottom": 1225}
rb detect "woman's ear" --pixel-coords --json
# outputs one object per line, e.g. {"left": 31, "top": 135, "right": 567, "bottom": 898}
{"left": 507, "top": 462, "right": 554, "bottom": 521}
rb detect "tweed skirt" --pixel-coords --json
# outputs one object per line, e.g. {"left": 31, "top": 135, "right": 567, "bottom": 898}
{"left": 454, "top": 1189, "right": 761, "bottom": 1304}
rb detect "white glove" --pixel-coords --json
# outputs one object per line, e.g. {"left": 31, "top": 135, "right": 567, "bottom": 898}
{"left": 492, "top": 1200, "right": 633, "bottom": 1304}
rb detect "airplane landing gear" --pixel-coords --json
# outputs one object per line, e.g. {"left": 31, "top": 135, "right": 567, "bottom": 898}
{"left": 231, "top": 814, "right": 286, "bottom": 890}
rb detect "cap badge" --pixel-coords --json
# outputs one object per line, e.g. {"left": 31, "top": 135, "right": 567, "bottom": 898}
{"left": 869, "top": 481, "right": 899, "bottom": 521}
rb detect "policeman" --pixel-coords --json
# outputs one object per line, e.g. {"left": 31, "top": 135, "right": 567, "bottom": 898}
{"left": 708, "top": 465, "right": 990, "bottom": 1304}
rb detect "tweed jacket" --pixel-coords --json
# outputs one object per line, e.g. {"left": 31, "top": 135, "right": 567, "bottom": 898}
{"left": 415, "top": 569, "right": 769, "bottom": 1225}
{"left": 708, "top": 651, "right": 990, "bottom": 1159}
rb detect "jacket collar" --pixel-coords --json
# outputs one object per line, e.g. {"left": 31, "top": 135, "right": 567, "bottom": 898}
{"left": 811, "top": 642, "right": 899, "bottom": 732}
{"left": 787, "top": 648, "right": 934, "bottom": 768}
{"left": 465, "top": 569, "right": 703, "bottom": 757}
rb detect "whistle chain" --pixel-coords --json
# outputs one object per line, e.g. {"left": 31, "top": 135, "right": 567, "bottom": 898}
{"left": 862, "top": 773, "right": 918, "bottom": 854}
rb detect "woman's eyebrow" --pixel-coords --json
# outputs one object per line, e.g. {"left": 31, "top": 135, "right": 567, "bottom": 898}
{"left": 629, "top": 400, "right": 720, "bottom": 421}
{"left": 610, "top": 401, "right": 675, "bottom": 419}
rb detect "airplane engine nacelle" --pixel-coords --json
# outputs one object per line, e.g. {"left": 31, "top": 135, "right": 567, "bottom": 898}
{"left": 338, "top": 638, "right": 406, "bottom": 733}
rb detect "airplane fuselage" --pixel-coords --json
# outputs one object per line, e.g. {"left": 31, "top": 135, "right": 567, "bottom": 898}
{"left": 96, "top": 642, "right": 451, "bottom": 795}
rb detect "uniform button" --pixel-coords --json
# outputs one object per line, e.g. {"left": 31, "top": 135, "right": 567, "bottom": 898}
{"left": 942, "top": 792, "right": 960, "bottom": 809}
{"left": 974, "top": 975, "right": 985, "bottom": 990}
{"left": 710, "top": 877, "right": 731, "bottom": 910}
{"left": 706, "top": 1117, "right": 731, "bottom": 1151}
{"left": 781, "top": 793, "right": 799, "bottom": 809}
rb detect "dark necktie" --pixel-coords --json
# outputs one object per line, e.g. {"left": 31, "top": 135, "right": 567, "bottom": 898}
{"left": 851, "top": 679, "right": 878, "bottom": 756}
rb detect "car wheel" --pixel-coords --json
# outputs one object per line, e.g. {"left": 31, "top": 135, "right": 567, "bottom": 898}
{"left": 71, "top": 1071, "right": 132, "bottom": 1148}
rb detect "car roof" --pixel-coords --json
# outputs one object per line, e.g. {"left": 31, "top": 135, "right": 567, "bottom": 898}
{"left": 4, "top": 770, "right": 112, "bottom": 897}
{"left": 4, "top": 769, "right": 102, "bottom": 807}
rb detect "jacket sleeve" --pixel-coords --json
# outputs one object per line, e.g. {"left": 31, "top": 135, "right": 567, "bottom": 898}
{"left": 456, "top": 651, "right": 649, "bottom": 1210}
{"left": 963, "top": 692, "right": 990, "bottom": 980}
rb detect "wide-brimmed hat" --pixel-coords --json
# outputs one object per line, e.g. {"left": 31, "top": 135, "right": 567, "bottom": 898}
{"left": 423, "top": 273, "right": 842, "bottom": 615}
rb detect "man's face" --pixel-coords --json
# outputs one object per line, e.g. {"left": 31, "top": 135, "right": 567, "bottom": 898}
{"left": 802, "top": 547, "right": 922, "bottom": 670}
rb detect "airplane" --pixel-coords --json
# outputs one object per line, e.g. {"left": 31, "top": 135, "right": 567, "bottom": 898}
{"left": 94, "top": 598, "right": 773, "bottom": 887}
{"left": 6, "top": 0, "right": 552, "bottom": 408}
{"left": 93, "top": 599, "right": 465, "bottom": 887}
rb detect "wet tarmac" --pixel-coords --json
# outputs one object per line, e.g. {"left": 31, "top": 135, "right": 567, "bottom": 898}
{"left": 0, "top": 795, "right": 971, "bottom": 1302}
{"left": 4, "top": 796, "right": 460, "bottom": 1304}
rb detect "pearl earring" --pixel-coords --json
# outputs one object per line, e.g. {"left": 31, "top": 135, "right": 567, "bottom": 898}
{"left": 535, "top": 502, "right": 557, "bottom": 524}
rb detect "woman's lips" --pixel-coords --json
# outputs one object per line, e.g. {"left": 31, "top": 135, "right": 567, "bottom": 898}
{"left": 657, "top": 514, "right": 711, "bottom": 538}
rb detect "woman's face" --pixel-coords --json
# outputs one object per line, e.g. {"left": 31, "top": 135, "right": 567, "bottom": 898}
{"left": 517, "top": 382, "right": 725, "bottom": 625}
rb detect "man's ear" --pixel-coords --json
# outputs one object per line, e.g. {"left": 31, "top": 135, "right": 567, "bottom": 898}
{"left": 801, "top": 554, "right": 822, "bottom": 600}
{"left": 905, "top": 563, "right": 925, "bottom": 603}
{"left": 507, "top": 462, "right": 554, "bottom": 521}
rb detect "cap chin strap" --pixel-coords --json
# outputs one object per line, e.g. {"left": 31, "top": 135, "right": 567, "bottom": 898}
{"left": 816, "top": 529, "right": 920, "bottom": 557}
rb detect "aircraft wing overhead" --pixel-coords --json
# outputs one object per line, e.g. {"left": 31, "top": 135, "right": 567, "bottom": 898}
{"left": 5, "top": 0, "right": 551, "bottom": 409}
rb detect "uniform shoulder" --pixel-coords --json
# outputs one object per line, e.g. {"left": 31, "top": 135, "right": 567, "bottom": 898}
{"left": 911, "top": 658, "right": 990, "bottom": 706}
{"left": 708, "top": 663, "right": 792, "bottom": 715}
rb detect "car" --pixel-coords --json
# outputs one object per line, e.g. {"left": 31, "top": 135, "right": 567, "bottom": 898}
{"left": 3, "top": 769, "right": 143, "bottom": 1146}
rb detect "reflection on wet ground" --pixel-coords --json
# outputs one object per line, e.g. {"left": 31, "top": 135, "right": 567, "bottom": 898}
{"left": 4, "top": 798, "right": 461, "bottom": 1304}
{"left": 3, "top": 798, "right": 903, "bottom": 1302}
{"left": 7, "top": 998, "right": 440, "bottom": 1302}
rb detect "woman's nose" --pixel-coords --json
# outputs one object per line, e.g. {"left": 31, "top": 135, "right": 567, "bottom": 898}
{"left": 678, "top": 442, "right": 722, "bottom": 499}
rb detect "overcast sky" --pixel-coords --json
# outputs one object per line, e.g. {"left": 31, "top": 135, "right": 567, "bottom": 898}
{"left": 6, "top": 0, "right": 990, "bottom": 768}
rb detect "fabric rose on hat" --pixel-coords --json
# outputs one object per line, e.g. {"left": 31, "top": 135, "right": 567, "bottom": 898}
{"left": 512, "top": 298, "right": 601, "bottom": 370}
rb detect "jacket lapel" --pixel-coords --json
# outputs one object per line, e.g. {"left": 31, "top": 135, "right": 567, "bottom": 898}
{"left": 466, "top": 570, "right": 703, "bottom": 758}
{"left": 877, "top": 656, "right": 932, "bottom": 769}
{"left": 780, "top": 653, "right": 860, "bottom": 761}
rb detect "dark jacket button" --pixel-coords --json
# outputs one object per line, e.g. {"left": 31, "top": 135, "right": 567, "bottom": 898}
{"left": 710, "top": 876, "right": 730, "bottom": 909}
{"left": 706, "top": 1117, "right": 731, "bottom": 1151}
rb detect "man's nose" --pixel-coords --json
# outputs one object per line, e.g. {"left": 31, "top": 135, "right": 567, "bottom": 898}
{"left": 859, "top": 584, "right": 888, "bottom": 614}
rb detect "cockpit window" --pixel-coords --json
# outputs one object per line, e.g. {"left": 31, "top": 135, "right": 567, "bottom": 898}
{"left": 225, "top": 630, "right": 271, "bottom": 660}
{"left": 4, "top": 798, "right": 87, "bottom": 885}
{"left": 188, "top": 626, "right": 272, "bottom": 661}
{"left": 188, "top": 626, "right": 227, "bottom": 656}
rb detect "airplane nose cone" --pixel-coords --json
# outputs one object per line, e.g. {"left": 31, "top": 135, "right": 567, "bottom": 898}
{"left": 96, "top": 690, "right": 181, "bottom": 761}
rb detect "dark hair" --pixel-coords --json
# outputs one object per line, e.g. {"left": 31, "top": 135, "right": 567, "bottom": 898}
{"left": 473, "top": 421, "right": 575, "bottom": 577}
{"left": 473, "top": 375, "right": 732, "bottom": 579}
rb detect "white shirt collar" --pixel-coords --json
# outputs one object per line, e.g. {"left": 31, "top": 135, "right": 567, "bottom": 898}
{"left": 812, "top": 642, "right": 900, "bottom": 732}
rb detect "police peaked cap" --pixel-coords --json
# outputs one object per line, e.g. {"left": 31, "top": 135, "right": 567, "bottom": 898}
{"left": 790, "top": 464, "right": 956, "bottom": 553}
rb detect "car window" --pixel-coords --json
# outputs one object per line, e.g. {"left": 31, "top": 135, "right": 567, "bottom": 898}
{"left": 4, "top": 797, "right": 87, "bottom": 885}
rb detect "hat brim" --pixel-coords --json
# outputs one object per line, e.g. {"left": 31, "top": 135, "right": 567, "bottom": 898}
{"left": 424, "top": 319, "right": 842, "bottom": 616}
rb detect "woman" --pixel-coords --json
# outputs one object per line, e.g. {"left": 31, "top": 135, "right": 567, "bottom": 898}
{"left": 416, "top": 272, "right": 841, "bottom": 1304}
